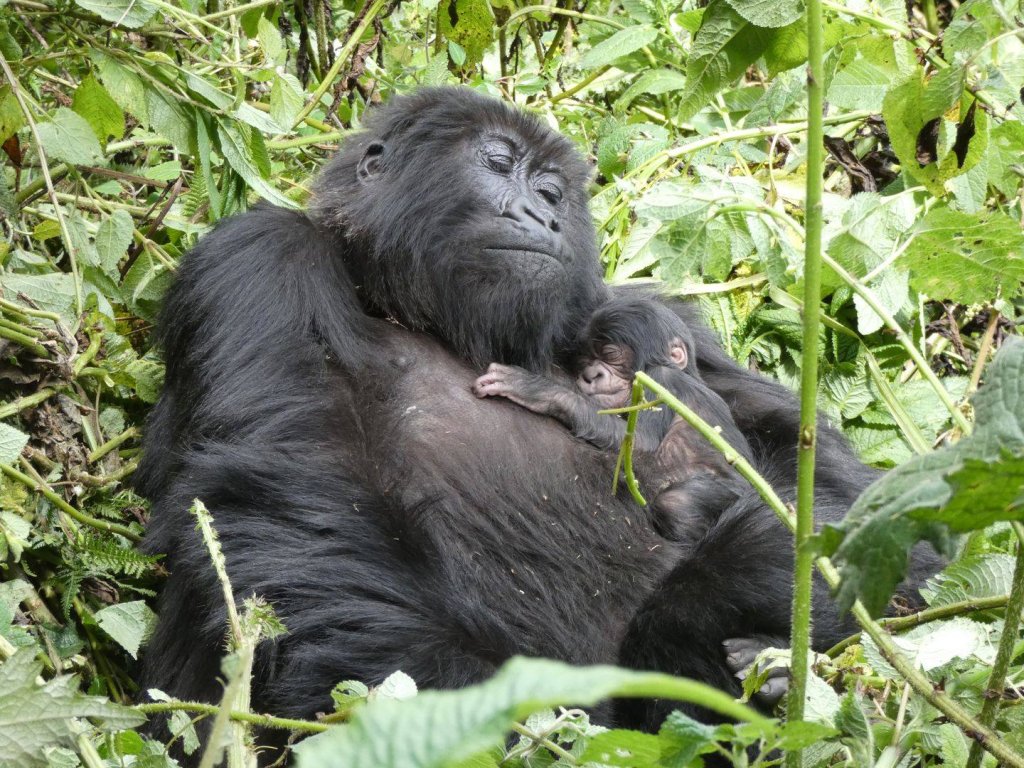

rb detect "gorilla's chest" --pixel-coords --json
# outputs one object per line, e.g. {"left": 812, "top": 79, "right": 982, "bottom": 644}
{"left": 353, "top": 331, "right": 677, "bottom": 652}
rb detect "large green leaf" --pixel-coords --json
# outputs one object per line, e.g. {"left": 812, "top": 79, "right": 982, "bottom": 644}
{"left": 900, "top": 206, "right": 1024, "bottom": 305}
{"left": 827, "top": 339, "right": 1024, "bottom": 616}
{"left": 579, "top": 25, "right": 658, "bottom": 69}
{"left": 72, "top": 75, "right": 124, "bottom": 143}
{"left": 216, "top": 120, "right": 297, "bottom": 209}
{"left": 73, "top": 0, "right": 157, "bottom": 28}
{"left": 0, "top": 650, "right": 144, "bottom": 767}
{"left": 35, "top": 108, "right": 104, "bottom": 166}
{"left": 678, "top": 1, "right": 773, "bottom": 121}
{"left": 724, "top": 0, "right": 802, "bottom": 28}
{"left": 295, "top": 657, "right": 763, "bottom": 768}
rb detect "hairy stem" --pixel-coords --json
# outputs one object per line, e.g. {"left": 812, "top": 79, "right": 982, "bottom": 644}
{"left": 786, "top": 0, "right": 827, "bottom": 755}
{"left": 965, "top": 522, "right": 1024, "bottom": 768}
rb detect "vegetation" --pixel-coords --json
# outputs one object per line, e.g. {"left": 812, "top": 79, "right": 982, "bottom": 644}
{"left": 1, "top": 0, "right": 1023, "bottom": 766}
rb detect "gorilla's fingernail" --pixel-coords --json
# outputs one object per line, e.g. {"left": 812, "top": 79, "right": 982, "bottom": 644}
{"left": 762, "top": 679, "right": 787, "bottom": 697}
{"left": 726, "top": 652, "right": 741, "bottom": 667}
{"left": 722, "top": 639, "right": 735, "bottom": 650}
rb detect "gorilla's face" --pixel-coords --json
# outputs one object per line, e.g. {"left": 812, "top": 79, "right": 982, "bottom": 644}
{"left": 313, "top": 88, "right": 608, "bottom": 372}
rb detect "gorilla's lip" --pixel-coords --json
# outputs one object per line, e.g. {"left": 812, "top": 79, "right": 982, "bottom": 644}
{"left": 483, "top": 247, "right": 563, "bottom": 276}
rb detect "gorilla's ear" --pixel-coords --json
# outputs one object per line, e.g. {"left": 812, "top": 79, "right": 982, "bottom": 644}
{"left": 357, "top": 142, "right": 386, "bottom": 184}
{"left": 669, "top": 339, "right": 688, "bottom": 369}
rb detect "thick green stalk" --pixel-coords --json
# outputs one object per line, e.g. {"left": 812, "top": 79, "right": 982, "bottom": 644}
{"left": 786, "top": 0, "right": 826, "bottom": 759}
{"left": 965, "top": 521, "right": 1024, "bottom": 768}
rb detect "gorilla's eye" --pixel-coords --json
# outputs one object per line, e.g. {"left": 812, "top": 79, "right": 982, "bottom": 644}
{"left": 485, "top": 151, "right": 514, "bottom": 174}
{"left": 538, "top": 185, "right": 563, "bottom": 205}
{"left": 601, "top": 344, "right": 627, "bottom": 365}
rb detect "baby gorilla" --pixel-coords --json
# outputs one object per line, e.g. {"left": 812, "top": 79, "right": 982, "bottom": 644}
{"left": 473, "top": 297, "right": 753, "bottom": 544}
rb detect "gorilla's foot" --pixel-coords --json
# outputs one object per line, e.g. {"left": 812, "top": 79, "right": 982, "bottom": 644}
{"left": 722, "top": 635, "right": 789, "bottom": 709}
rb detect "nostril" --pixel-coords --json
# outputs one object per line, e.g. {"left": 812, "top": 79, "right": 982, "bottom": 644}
{"left": 549, "top": 220, "right": 560, "bottom": 233}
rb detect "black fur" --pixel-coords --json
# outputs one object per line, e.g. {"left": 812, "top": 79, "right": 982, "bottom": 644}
{"left": 136, "top": 88, "right": 941, "bottom": 758}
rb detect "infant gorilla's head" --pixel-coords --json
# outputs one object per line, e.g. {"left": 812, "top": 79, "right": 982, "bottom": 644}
{"left": 575, "top": 298, "right": 697, "bottom": 409}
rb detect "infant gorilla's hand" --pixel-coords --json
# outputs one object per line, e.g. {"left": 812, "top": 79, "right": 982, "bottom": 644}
{"left": 472, "top": 363, "right": 558, "bottom": 416}
{"left": 472, "top": 363, "right": 529, "bottom": 399}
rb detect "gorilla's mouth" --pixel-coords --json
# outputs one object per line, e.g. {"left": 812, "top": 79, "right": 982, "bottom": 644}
{"left": 483, "top": 247, "right": 564, "bottom": 279}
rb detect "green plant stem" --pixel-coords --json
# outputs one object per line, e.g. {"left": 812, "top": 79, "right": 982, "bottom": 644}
{"left": 289, "top": 0, "right": 389, "bottom": 131}
{"left": 0, "top": 298, "right": 61, "bottom": 322}
{"left": 551, "top": 66, "right": 610, "bottom": 104}
{"left": 634, "top": 373, "right": 791, "bottom": 522}
{"left": 633, "top": 373, "right": 1024, "bottom": 768}
{"left": 0, "top": 462, "right": 141, "bottom": 542}
{"left": 921, "top": 0, "right": 939, "bottom": 35}
{"left": 200, "top": 0, "right": 277, "bottom": 21}
{"left": 825, "top": 594, "right": 1012, "bottom": 657}
{"left": 0, "top": 323, "right": 49, "bottom": 357}
{"left": 501, "top": 5, "right": 626, "bottom": 31}
{"left": 0, "top": 388, "right": 56, "bottom": 419}
{"left": 787, "top": 0, "right": 826, "bottom": 755}
{"left": 510, "top": 722, "right": 577, "bottom": 763}
{"left": 88, "top": 427, "right": 139, "bottom": 464}
{"left": 266, "top": 130, "right": 344, "bottom": 149}
{"left": 613, "top": 380, "right": 648, "bottom": 505}
{"left": 965, "top": 521, "right": 1024, "bottom": 768}
{"left": 136, "top": 702, "right": 328, "bottom": 732}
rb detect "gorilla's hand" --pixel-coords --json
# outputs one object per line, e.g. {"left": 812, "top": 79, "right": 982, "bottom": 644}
{"left": 472, "top": 363, "right": 563, "bottom": 414}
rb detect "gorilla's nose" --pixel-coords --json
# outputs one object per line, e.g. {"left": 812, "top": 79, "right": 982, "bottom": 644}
{"left": 502, "top": 195, "right": 559, "bottom": 237}
{"left": 580, "top": 363, "right": 608, "bottom": 386}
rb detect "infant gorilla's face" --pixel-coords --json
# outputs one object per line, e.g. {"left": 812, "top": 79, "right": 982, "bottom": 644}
{"left": 576, "top": 343, "right": 636, "bottom": 409}
{"left": 576, "top": 338, "right": 688, "bottom": 409}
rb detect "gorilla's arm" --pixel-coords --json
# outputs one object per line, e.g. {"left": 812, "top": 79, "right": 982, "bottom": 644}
{"left": 472, "top": 363, "right": 672, "bottom": 451}
{"left": 135, "top": 205, "right": 372, "bottom": 498}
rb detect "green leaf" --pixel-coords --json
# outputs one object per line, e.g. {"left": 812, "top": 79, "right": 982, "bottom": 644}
{"left": 900, "top": 206, "right": 1024, "bottom": 305}
{"left": 35, "top": 108, "right": 104, "bottom": 166}
{"left": 579, "top": 25, "right": 658, "bottom": 69}
{"left": 95, "top": 601, "right": 157, "bottom": 659}
{"left": 73, "top": 0, "right": 157, "bottom": 28}
{"left": 615, "top": 69, "right": 688, "bottom": 112}
{"left": 438, "top": 0, "right": 495, "bottom": 66}
{"left": 294, "top": 657, "right": 762, "bottom": 768}
{"left": 0, "top": 649, "right": 144, "bottom": 767}
{"left": 269, "top": 74, "right": 304, "bottom": 129}
{"left": 90, "top": 52, "right": 147, "bottom": 119}
{"left": 0, "top": 85, "right": 24, "bottom": 144}
{"left": 724, "top": 0, "right": 803, "bottom": 28}
{"left": 0, "top": 423, "right": 28, "bottom": 466}
{"left": 146, "top": 89, "right": 194, "bottom": 153}
{"left": 921, "top": 554, "right": 1016, "bottom": 607}
{"left": 578, "top": 730, "right": 663, "bottom": 766}
{"left": 94, "top": 210, "right": 134, "bottom": 278}
{"left": 678, "top": 2, "right": 772, "bottom": 121}
{"left": 72, "top": 75, "right": 125, "bottom": 143}
{"left": 1, "top": 273, "right": 78, "bottom": 322}
{"left": 216, "top": 120, "right": 298, "bottom": 209}
{"left": 829, "top": 339, "right": 1024, "bottom": 615}
{"left": 761, "top": 15, "right": 848, "bottom": 77}
{"left": 883, "top": 76, "right": 989, "bottom": 195}
{"left": 257, "top": 15, "right": 284, "bottom": 65}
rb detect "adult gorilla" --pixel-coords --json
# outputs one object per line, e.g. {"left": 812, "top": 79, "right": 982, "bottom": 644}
{"left": 136, "top": 88, "right": 931, "bottom": 736}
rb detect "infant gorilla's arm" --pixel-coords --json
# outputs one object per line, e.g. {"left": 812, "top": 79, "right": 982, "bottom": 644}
{"left": 472, "top": 363, "right": 664, "bottom": 452}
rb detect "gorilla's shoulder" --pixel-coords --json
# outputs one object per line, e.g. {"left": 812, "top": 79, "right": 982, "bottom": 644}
{"left": 182, "top": 204, "right": 323, "bottom": 274}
